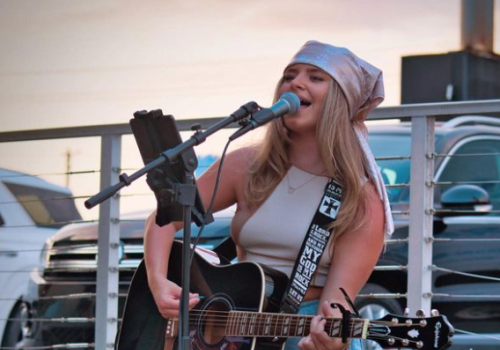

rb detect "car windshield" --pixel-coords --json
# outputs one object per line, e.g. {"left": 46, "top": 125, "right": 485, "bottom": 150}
{"left": 368, "top": 134, "right": 412, "bottom": 201}
{"left": 4, "top": 182, "right": 82, "bottom": 228}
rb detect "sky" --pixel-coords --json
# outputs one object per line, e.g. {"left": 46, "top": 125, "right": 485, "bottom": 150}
{"left": 0, "top": 0, "right": 499, "bottom": 218}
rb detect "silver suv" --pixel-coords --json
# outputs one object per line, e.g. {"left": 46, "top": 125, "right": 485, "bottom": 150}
{"left": 0, "top": 168, "right": 81, "bottom": 348}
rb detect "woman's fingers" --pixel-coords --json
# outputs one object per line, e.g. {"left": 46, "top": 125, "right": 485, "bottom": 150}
{"left": 158, "top": 294, "right": 200, "bottom": 318}
{"left": 151, "top": 278, "right": 201, "bottom": 319}
{"left": 310, "top": 316, "right": 332, "bottom": 349}
{"left": 304, "top": 308, "right": 349, "bottom": 350}
{"left": 298, "top": 335, "right": 315, "bottom": 350}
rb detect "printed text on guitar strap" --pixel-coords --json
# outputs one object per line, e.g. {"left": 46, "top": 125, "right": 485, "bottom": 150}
{"left": 281, "top": 179, "right": 343, "bottom": 314}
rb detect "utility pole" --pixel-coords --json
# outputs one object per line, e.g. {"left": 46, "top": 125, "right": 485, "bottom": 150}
{"left": 64, "top": 148, "right": 71, "bottom": 187}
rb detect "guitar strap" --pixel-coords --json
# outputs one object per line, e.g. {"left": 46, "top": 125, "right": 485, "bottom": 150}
{"left": 280, "top": 178, "right": 343, "bottom": 314}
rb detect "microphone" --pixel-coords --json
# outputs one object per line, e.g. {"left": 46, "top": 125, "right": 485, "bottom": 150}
{"left": 229, "top": 92, "right": 300, "bottom": 140}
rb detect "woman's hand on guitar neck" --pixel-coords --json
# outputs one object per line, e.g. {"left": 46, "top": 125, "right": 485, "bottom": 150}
{"left": 150, "top": 277, "right": 200, "bottom": 319}
{"left": 298, "top": 301, "right": 348, "bottom": 350}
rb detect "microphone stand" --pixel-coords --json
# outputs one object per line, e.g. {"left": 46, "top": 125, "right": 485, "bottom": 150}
{"left": 85, "top": 103, "right": 257, "bottom": 350}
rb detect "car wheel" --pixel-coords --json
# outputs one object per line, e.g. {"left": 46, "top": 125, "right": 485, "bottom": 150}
{"left": 1, "top": 302, "right": 32, "bottom": 348}
{"left": 356, "top": 284, "right": 403, "bottom": 350}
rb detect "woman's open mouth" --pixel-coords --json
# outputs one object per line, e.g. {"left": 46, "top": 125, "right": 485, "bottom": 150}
{"left": 299, "top": 99, "right": 311, "bottom": 108}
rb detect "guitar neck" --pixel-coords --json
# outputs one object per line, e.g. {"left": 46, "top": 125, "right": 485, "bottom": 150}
{"left": 226, "top": 311, "right": 368, "bottom": 339}
{"left": 166, "top": 311, "right": 368, "bottom": 340}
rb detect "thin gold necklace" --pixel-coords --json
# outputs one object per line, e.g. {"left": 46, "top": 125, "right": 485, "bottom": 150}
{"left": 286, "top": 173, "right": 319, "bottom": 194}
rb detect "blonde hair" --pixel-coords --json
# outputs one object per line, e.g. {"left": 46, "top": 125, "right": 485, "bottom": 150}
{"left": 244, "top": 77, "right": 369, "bottom": 242}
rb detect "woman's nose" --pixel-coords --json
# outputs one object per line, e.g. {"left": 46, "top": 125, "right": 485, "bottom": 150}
{"left": 290, "top": 75, "right": 305, "bottom": 90}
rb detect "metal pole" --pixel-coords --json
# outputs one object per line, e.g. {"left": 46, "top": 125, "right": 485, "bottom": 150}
{"left": 461, "top": 0, "right": 494, "bottom": 53}
{"left": 407, "top": 116, "right": 435, "bottom": 315}
{"left": 95, "top": 134, "right": 122, "bottom": 349}
{"left": 179, "top": 173, "right": 194, "bottom": 350}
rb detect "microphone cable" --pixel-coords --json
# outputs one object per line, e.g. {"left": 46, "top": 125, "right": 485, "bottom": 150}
{"left": 189, "top": 137, "right": 233, "bottom": 264}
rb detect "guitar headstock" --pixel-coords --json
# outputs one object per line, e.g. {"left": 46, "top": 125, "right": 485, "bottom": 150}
{"left": 366, "top": 311, "right": 454, "bottom": 350}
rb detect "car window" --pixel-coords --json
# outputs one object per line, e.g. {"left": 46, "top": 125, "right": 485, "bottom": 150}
{"left": 438, "top": 138, "right": 500, "bottom": 214}
{"left": 3, "top": 182, "right": 82, "bottom": 227}
{"left": 369, "top": 134, "right": 412, "bottom": 201}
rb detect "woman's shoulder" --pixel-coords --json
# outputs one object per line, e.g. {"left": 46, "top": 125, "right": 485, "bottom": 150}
{"left": 223, "top": 145, "right": 259, "bottom": 171}
{"left": 362, "top": 180, "right": 384, "bottom": 216}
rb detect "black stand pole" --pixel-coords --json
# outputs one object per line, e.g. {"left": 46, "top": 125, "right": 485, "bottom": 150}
{"left": 180, "top": 172, "right": 194, "bottom": 350}
{"left": 84, "top": 101, "right": 258, "bottom": 350}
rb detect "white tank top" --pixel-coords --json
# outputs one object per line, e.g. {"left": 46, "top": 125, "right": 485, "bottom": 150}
{"left": 238, "top": 166, "right": 332, "bottom": 287}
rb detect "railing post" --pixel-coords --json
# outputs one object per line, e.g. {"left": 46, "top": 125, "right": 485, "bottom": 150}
{"left": 95, "top": 134, "right": 121, "bottom": 349}
{"left": 407, "top": 116, "right": 435, "bottom": 315}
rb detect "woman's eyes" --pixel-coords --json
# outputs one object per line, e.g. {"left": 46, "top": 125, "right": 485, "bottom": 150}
{"left": 283, "top": 74, "right": 325, "bottom": 83}
{"left": 310, "top": 76, "right": 325, "bottom": 82}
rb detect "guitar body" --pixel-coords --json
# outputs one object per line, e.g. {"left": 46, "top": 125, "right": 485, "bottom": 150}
{"left": 116, "top": 241, "right": 454, "bottom": 350}
{"left": 116, "top": 241, "right": 290, "bottom": 350}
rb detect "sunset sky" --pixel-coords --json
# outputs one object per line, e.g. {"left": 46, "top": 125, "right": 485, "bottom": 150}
{"left": 0, "top": 0, "right": 499, "bottom": 217}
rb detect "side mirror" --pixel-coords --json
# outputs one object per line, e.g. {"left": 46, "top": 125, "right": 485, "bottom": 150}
{"left": 440, "top": 184, "right": 492, "bottom": 216}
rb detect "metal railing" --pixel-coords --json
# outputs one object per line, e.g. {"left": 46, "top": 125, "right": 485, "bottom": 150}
{"left": 1, "top": 99, "right": 500, "bottom": 349}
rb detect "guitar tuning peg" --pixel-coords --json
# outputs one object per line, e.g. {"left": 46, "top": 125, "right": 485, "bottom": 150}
{"left": 404, "top": 308, "right": 410, "bottom": 317}
{"left": 431, "top": 309, "right": 440, "bottom": 317}
{"left": 416, "top": 309, "right": 426, "bottom": 318}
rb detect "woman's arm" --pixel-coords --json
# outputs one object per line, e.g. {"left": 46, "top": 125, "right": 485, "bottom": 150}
{"left": 300, "top": 182, "right": 385, "bottom": 350}
{"left": 144, "top": 147, "right": 251, "bottom": 318}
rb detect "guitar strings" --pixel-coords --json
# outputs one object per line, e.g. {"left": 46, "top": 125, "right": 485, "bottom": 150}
{"left": 175, "top": 309, "right": 422, "bottom": 327}
{"left": 168, "top": 319, "right": 420, "bottom": 345}
{"left": 170, "top": 311, "right": 366, "bottom": 334}
{"left": 174, "top": 310, "right": 424, "bottom": 330}
{"left": 168, "top": 312, "right": 431, "bottom": 346}
{"left": 168, "top": 317, "right": 427, "bottom": 347}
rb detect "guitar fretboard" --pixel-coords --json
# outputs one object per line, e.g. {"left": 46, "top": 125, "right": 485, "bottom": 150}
{"left": 226, "top": 311, "right": 367, "bottom": 339}
{"left": 165, "top": 311, "right": 368, "bottom": 340}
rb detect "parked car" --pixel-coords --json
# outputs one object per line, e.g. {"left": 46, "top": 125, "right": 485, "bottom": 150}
{"left": 28, "top": 116, "right": 500, "bottom": 349}
{"left": 0, "top": 168, "right": 81, "bottom": 348}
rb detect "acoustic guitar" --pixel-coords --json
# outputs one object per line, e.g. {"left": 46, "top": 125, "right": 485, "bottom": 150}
{"left": 116, "top": 241, "right": 453, "bottom": 350}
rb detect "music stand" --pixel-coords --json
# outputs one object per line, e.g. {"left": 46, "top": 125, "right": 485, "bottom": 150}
{"left": 130, "top": 109, "right": 213, "bottom": 350}
{"left": 130, "top": 109, "right": 213, "bottom": 227}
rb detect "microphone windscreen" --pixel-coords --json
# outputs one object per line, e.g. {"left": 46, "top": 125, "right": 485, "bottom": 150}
{"left": 280, "top": 92, "right": 300, "bottom": 114}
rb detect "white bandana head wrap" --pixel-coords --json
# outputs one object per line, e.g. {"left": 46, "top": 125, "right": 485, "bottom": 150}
{"left": 286, "top": 40, "right": 394, "bottom": 236}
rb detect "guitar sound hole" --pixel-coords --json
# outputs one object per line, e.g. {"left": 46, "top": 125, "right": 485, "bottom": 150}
{"left": 199, "top": 296, "right": 232, "bottom": 346}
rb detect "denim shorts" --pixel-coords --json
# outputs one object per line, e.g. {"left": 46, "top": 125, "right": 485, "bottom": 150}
{"left": 284, "top": 300, "right": 362, "bottom": 350}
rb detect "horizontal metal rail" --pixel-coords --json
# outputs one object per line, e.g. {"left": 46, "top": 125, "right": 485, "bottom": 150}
{"left": 431, "top": 265, "right": 500, "bottom": 282}
{"left": 432, "top": 293, "right": 500, "bottom": 299}
{"left": 433, "top": 179, "right": 500, "bottom": 186}
{"left": 1, "top": 100, "right": 500, "bottom": 144}
{"left": 0, "top": 170, "right": 100, "bottom": 179}
{"left": 1, "top": 220, "right": 98, "bottom": 228}
{"left": 373, "top": 265, "right": 407, "bottom": 271}
{"left": 376, "top": 155, "right": 411, "bottom": 161}
{"left": 0, "top": 317, "right": 94, "bottom": 323}
{"left": 357, "top": 292, "right": 407, "bottom": 299}
{"left": 0, "top": 344, "right": 94, "bottom": 350}
{"left": 453, "top": 330, "right": 500, "bottom": 342}
{"left": 433, "top": 237, "right": 500, "bottom": 242}
{"left": 435, "top": 151, "right": 500, "bottom": 158}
